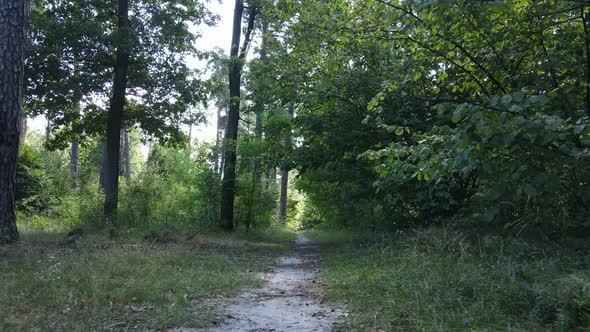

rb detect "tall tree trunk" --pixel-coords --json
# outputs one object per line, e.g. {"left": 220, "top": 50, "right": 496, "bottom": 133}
{"left": 123, "top": 127, "right": 130, "bottom": 184}
{"left": 104, "top": 0, "right": 130, "bottom": 220}
{"left": 0, "top": 0, "right": 29, "bottom": 243}
{"left": 279, "top": 168, "right": 289, "bottom": 220}
{"left": 220, "top": 0, "right": 257, "bottom": 230}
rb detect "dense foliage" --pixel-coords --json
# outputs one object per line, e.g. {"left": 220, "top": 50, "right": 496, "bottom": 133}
{"left": 249, "top": 0, "right": 590, "bottom": 239}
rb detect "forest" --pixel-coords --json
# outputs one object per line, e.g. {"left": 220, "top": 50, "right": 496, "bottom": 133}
{"left": 1, "top": 0, "right": 590, "bottom": 331}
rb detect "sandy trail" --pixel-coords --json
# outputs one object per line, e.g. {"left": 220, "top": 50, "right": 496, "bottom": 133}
{"left": 198, "top": 233, "right": 343, "bottom": 332}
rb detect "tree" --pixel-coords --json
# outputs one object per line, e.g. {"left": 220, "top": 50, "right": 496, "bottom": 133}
{"left": 220, "top": 0, "right": 258, "bottom": 230}
{"left": 26, "top": 0, "right": 214, "bottom": 218}
{"left": 257, "top": 0, "right": 590, "bottom": 233}
{"left": 0, "top": 0, "right": 29, "bottom": 243}
{"left": 103, "top": 0, "right": 130, "bottom": 219}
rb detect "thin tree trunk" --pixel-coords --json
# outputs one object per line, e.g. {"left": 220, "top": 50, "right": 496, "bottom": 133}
{"left": 124, "top": 127, "right": 130, "bottom": 183}
{"left": 104, "top": 0, "right": 130, "bottom": 220}
{"left": 279, "top": 168, "right": 289, "bottom": 220}
{"left": 0, "top": 0, "right": 29, "bottom": 243}
{"left": 220, "top": 0, "right": 257, "bottom": 230}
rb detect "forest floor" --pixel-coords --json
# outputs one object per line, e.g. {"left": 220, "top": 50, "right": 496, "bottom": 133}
{"left": 178, "top": 233, "right": 345, "bottom": 332}
{"left": 307, "top": 228, "right": 590, "bottom": 332}
{"left": 0, "top": 227, "right": 301, "bottom": 331}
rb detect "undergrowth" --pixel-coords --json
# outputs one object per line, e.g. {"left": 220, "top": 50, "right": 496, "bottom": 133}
{"left": 0, "top": 227, "right": 295, "bottom": 331}
{"left": 309, "top": 227, "right": 590, "bottom": 331}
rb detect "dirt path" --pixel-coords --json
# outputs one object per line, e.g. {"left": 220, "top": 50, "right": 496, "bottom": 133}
{"left": 199, "top": 233, "right": 343, "bottom": 331}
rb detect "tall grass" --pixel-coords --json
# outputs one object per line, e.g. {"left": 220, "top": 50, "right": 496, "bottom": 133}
{"left": 310, "top": 227, "right": 590, "bottom": 331}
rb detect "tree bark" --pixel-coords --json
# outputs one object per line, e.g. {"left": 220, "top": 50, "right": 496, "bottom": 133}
{"left": 0, "top": 0, "right": 29, "bottom": 243}
{"left": 104, "top": 0, "right": 130, "bottom": 220}
{"left": 220, "top": 0, "right": 257, "bottom": 230}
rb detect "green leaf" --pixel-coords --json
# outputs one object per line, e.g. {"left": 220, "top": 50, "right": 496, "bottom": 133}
{"left": 395, "top": 127, "right": 404, "bottom": 136}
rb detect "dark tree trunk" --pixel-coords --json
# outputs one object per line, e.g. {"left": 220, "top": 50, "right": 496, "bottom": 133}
{"left": 123, "top": 127, "right": 130, "bottom": 183}
{"left": 220, "top": 0, "right": 257, "bottom": 230}
{"left": 279, "top": 168, "right": 289, "bottom": 220}
{"left": 104, "top": 0, "right": 130, "bottom": 220}
{"left": 0, "top": 0, "right": 29, "bottom": 243}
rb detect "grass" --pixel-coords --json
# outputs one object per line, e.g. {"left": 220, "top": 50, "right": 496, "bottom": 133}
{"left": 308, "top": 227, "right": 590, "bottom": 332}
{"left": 0, "top": 226, "right": 296, "bottom": 331}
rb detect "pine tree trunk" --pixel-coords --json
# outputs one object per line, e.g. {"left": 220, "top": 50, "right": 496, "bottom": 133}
{"left": 103, "top": 0, "right": 130, "bottom": 220}
{"left": 0, "top": 0, "right": 29, "bottom": 243}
